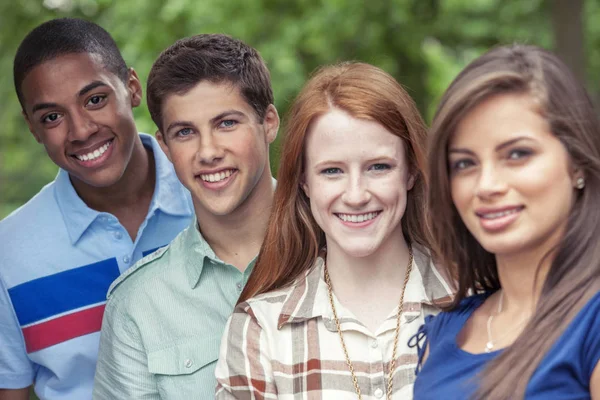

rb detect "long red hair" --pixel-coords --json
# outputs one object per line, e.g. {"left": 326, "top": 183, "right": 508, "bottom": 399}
{"left": 239, "top": 62, "right": 431, "bottom": 303}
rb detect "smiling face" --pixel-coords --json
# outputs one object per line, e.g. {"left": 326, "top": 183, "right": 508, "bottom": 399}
{"left": 448, "top": 93, "right": 581, "bottom": 259}
{"left": 157, "top": 80, "right": 278, "bottom": 218}
{"left": 302, "top": 108, "right": 414, "bottom": 259}
{"left": 20, "top": 52, "right": 142, "bottom": 189}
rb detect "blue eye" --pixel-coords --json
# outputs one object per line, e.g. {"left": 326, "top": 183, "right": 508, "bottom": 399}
{"left": 370, "top": 163, "right": 390, "bottom": 171}
{"left": 321, "top": 167, "right": 342, "bottom": 175}
{"left": 220, "top": 120, "right": 237, "bottom": 128}
{"left": 176, "top": 128, "right": 193, "bottom": 137}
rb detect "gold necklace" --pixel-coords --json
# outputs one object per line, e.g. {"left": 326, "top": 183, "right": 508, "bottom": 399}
{"left": 324, "top": 247, "right": 413, "bottom": 400}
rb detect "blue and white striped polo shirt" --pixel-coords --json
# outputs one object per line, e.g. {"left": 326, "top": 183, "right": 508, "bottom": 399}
{"left": 0, "top": 133, "right": 193, "bottom": 400}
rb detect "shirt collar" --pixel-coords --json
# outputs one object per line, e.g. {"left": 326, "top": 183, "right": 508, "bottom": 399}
{"left": 276, "top": 246, "right": 454, "bottom": 330}
{"left": 56, "top": 133, "right": 193, "bottom": 245}
{"left": 182, "top": 218, "right": 221, "bottom": 289}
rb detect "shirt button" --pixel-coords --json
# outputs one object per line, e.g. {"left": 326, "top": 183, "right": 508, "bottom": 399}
{"left": 374, "top": 388, "right": 384, "bottom": 398}
{"left": 184, "top": 359, "right": 193, "bottom": 368}
{"left": 236, "top": 282, "right": 243, "bottom": 291}
{"left": 123, "top": 256, "right": 131, "bottom": 264}
{"left": 371, "top": 340, "right": 378, "bottom": 348}
{"left": 114, "top": 231, "right": 123, "bottom": 240}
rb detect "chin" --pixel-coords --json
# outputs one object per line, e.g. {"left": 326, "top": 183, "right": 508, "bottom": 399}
{"left": 338, "top": 243, "right": 379, "bottom": 259}
{"left": 73, "top": 173, "right": 123, "bottom": 189}
{"left": 477, "top": 238, "right": 526, "bottom": 257}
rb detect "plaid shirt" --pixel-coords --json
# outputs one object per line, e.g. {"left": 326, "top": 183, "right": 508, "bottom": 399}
{"left": 215, "top": 246, "right": 454, "bottom": 399}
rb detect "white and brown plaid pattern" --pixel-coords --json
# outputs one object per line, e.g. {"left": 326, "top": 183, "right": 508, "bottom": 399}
{"left": 216, "top": 246, "right": 454, "bottom": 399}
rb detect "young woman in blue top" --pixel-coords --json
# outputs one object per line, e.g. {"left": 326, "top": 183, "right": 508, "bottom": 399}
{"left": 413, "top": 44, "right": 600, "bottom": 399}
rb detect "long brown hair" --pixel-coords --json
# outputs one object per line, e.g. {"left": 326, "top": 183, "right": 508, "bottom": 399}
{"left": 428, "top": 44, "right": 600, "bottom": 399}
{"left": 239, "top": 62, "right": 432, "bottom": 303}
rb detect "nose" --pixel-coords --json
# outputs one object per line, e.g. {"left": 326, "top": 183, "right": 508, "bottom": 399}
{"left": 67, "top": 109, "right": 98, "bottom": 142}
{"left": 196, "top": 133, "right": 225, "bottom": 165}
{"left": 341, "top": 172, "right": 371, "bottom": 207}
{"left": 475, "top": 163, "right": 507, "bottom": 199}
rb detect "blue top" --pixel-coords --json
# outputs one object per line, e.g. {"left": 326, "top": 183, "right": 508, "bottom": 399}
{"left": 413, "top": 291, "right": 600, "bottom": 399}
{"left": 0, "top": 134, "right": 193, "bottom": 400}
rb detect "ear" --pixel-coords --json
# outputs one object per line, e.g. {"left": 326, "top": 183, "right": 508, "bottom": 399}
{"left": 300, "top": 178, "right": 310, "bottom": 198}
{"left": 262, "top": 104, "right": 280, "bottom": 144}
{"left": 23, "top": 110, "right": 42, "bottom": 143}
{"left": 406, "top": 172, "right": 416, "bottom": 191}
{"left": 572, "top": 167, "right": 585, "bottom": 189}
{"left": 156, "top": 130, "right": 172, "bottom": 162}
{"left": 127, "top": 68, "right": 143, "bottom": 108}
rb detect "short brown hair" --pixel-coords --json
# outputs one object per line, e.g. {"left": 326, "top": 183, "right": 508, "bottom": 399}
{"left": 147, "top": 34, "right": 273, "bottom": 132}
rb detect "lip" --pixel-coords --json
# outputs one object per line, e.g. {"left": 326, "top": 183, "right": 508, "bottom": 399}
{"left": 70, "top": 138, "right": 115, "bottom": 169}
{"left": 335, "top": 211, "right": 381, "bottom": 228}
{"left": 195, "top": 168, "right": 238, "bottom": 191}
{"left": 475, "top": 205, "right": 524, "bottom": 232}
{"left": 70, "top": 138, "right": 114, "bottom": 157}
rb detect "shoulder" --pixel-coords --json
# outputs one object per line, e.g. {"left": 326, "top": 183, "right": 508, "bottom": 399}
{"left": 411, "top": 244, "right": 455, "bottom": 306}
{"left": 238, "top": 286, "right": 293, "bottom": 325}
{"left": 425, "top": 293, "right": 489, "bottom": 338}
{"left": 107, "top": 247, "right": 168, "bottom": 297}
{"left": 0, "top": 181, "right": 60, "bottom": 234}
{"left": 0, "top": 182, "right": 66, "bottom": 274}
{"left": 106, "top": 228, "right": 188, "bottom": 307}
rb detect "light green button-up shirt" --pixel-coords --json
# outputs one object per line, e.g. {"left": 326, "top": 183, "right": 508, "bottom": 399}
{"left": 93, "top": 218, "right": 255, "bottom": 399}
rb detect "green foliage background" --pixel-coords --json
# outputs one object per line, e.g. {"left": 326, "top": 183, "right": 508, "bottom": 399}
{"left": 0, "top": 1, "right": 598, "bottom": 398}
{"left": 1, "top": 0, "right": 599, "bottom": 222}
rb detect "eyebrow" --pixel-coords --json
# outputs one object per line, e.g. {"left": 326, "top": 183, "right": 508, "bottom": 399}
{"left": 210, "top": 110, "right": 246, "bottom": 124}
{"left": 166, "top": 110, "right": 247, "bottom": 133}
{"left": 31, "top": 102, "right": 59, "bottom": 114}
{"left": 449, "top": 136, "right": 534, "bottom": 155}
{"left": 78, "top": 80, "right": 109, "bottom": 97}
{"left": 30, "top": 81, "right": 109, "bottom": 114}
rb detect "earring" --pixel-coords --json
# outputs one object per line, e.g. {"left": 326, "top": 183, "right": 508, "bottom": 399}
{"left": 575, "top": 177, "right": 585, "bottom": 189}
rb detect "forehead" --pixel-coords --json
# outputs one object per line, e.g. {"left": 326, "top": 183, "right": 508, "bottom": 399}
{"left": 450, "top": 93, "right": 550, "bottom": 148}
{"left": 305, "top": 108, "right": 404, "bottom": 161}
{"left": 161, "top": 80, "right": 256, "bottom": 124}
{"left": 20, "top": 53, "right": 120, "bottom": 110}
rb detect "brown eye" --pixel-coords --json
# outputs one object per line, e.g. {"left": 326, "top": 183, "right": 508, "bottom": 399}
{"left": 42, "top": 113, "right": 60, "bottom": 123}
{"left": 86, "top": 95, "right": 106, "bottom": 106}
{"left": 508, "top": 149, "right": 532, "bottom": 160}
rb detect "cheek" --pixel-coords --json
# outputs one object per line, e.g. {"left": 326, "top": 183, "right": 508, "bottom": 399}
{"left": 234, "top": 131, "right": 267, "bottom": 161}
{"left": 450, "top": 179, "right": 471, "bottom": 217}
{"left": 306, "top": 179, "right": 337, "bottom": 216}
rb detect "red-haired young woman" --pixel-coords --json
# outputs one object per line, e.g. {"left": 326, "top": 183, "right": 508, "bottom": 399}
{"left": 215, "top": 62, "right": 453, "bottom": 399}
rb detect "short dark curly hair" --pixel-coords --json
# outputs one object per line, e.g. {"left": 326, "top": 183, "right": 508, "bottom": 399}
{"left": 147, "top": 34, "right": 274, "bottom": 132}
{"left": 14, "top": 18, "right": 129, "bottom": 108}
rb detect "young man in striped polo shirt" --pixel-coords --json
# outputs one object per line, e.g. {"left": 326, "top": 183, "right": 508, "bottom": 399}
{"left": 0, "top": 18, "right": 193, "bottom": 400}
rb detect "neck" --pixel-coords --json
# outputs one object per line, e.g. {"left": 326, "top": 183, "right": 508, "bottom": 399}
{"left": 495, "top": 243, "right": 558, "bottom": 313}
{"left": 196, "top": 169, "right": 274, "bottom": 271}
{"left": 72, "top": 137, "right": 154, "bottom": 212}
{"left": 326, "top": 229, "right": 411, "bottom": 293}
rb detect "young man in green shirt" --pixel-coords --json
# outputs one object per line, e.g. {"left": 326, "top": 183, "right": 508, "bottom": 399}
{"left": 93, "top": 34, "right": 279, "bottom": 399}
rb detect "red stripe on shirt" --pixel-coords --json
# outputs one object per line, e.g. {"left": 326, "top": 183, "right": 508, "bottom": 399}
{"left": 22, "top": 304, "right": 106, "bottom": 353}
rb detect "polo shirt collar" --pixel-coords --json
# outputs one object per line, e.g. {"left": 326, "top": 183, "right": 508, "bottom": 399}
{"left": 182, "top": 218, "right": 220, "bottom": 289}
{"left": 56, "top": 133, "right": 192, "bottom": 245}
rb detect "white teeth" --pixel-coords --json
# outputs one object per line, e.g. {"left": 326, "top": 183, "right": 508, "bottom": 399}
{"left": 76, "top": 141, "right": 111, "bottom": 161}
{"left": 481, "top": 209, "right": 519, "bottom": 219}
{"left": 200, "top": 169, "right": 234, "bottom": 183}
{"left": 337, "top": 212, "right": 379, "bottom": 222}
